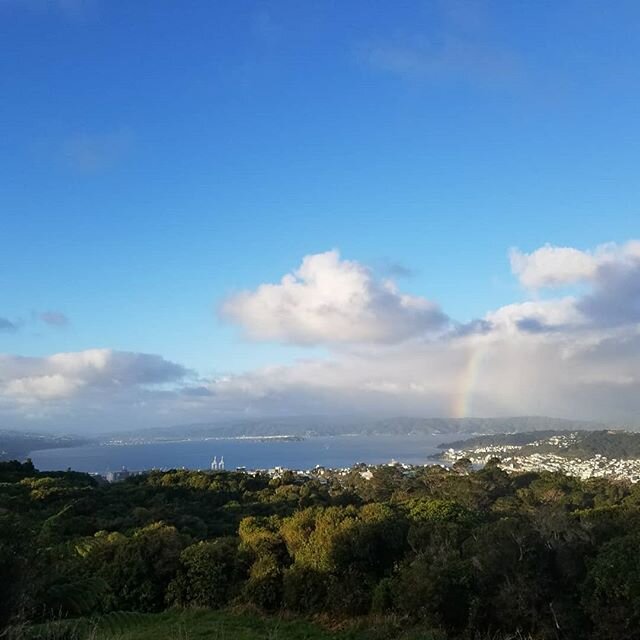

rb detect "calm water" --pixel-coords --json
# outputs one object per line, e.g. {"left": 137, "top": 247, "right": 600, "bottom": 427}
{"left": 30, "top": 434, "right": 458, "bottom": 473}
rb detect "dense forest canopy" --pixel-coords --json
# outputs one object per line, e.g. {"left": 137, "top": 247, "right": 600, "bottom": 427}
{"left": 3, "top": 458, "right": 640, "bottom": 639}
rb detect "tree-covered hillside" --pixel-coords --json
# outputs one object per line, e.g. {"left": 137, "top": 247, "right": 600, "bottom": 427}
{"left": 3, "top": 458, "right": 640, "bottom": 639}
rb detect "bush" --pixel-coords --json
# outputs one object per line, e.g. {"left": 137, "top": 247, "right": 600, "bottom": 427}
{"left": 242, "top": 555, "right": 283, "bottom": 611}
{"left": 283, "top": 565, "right": 327, "bottom": 613}
{"left": 166, "top": 537, "right": 246, "bottom": 608}
{"left": 84, "top": 523, "right": 185, "bottom": 612}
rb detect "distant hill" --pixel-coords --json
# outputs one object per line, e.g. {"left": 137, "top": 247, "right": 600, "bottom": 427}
{"left": 367, "top": 416, "right": 606, "bottom": 436}
{"left": 0, "top": 430, "right": 89, "bottom": 461}
{"left": 104, "top": 415, "right": 609, "bottom": 444}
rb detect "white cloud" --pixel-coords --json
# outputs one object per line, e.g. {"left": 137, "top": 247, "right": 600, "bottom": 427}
{"left": 220, "top": 250, "right": 448, "bottom": 345}
{"left": 510, "top": 241, "right": 640, "bottom": 289}
{"left": 510, "top": 245, "right": 597, "bottom": 289}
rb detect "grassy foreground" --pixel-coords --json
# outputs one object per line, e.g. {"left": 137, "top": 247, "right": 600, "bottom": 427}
{"left": 22, "top": 610, "right": 443, "bottom": 640}
{"left": 95, "top": 609, "right": 355, "bottom": 640}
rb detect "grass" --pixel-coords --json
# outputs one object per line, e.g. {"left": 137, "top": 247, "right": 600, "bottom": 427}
{"left": 95, "top": 609, "right": 361, "bottom": 640}
{"left": 16, "top": 609, "right": 447, "bottom": 640}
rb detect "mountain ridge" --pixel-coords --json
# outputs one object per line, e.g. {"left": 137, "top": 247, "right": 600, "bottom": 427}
{"left": 102, "top": 415, "right": 611, "bottom": 443}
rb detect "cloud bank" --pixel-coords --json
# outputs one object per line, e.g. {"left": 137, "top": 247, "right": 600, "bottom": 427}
{"left": 3, "top": 242, "right": 640, "bottom": 432}
{"left": 0, "top": 349, "right": 187, "bottom": 402}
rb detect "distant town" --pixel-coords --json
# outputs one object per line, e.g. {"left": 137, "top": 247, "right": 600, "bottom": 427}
{"left": 96, "top": 455, "right": 429, "bottom": 483}
{"left": 441, "top": 430, "right": 640, "bottom": 482}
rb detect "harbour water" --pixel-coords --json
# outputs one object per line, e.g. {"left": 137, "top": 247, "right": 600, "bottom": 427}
{"left": 30, "top": 433, "right": 460, "bottom": 474}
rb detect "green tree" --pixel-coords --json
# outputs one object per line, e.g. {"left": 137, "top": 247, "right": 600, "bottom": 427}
{"left": 582, "top": 534, "right": 640, "bottom": 639}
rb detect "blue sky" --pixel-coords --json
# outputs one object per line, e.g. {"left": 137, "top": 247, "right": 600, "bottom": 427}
{"left": 3, "top": 1, "right": 640, "bottom": 431}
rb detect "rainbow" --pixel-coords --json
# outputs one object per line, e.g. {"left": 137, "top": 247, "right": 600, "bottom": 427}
{"left": 452, "top": 341, "right": 490, "bottom": 419}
